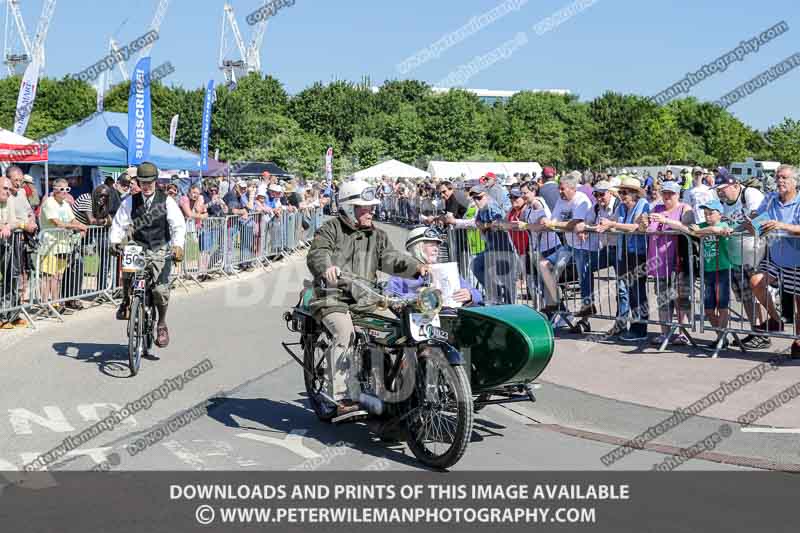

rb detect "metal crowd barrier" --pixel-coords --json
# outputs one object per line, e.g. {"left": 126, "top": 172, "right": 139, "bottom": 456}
{"left": 33, "top": 226, "right": 119, "bottom": 320}
{"left": 0, "top": 231, "right": 35, "bottom": 327}
{"left": 439, "top": 222, "right": 800, "bottom": 356}
{"left": 698, "top": 230, "right": 797, "bottom": 356}
{"left": 0, "top": 208, "right": 325, "bottom": 328}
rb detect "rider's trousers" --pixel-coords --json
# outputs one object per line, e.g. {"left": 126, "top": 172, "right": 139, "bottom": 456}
{"left": 321, "top": 308, "right": 395, "bottom": 403}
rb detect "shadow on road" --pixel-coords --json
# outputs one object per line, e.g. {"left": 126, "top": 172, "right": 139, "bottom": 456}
{"left": 52, "top": 341, "right": 132, "bottom": 378}
{"left": 204, "top": 395, "right": 436, "bottom": 470}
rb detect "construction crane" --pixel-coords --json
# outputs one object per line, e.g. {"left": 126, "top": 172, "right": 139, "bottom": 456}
{"left": 219, "top": 1, "right": 269, "bottom": 88}
{"left": 100, "top": 0, "right": 169, "bottom": 109}
{"left": 3, "top": 0, "right": 56, "bottom": 76}
{"left": 138, "top": 0, "right": 170, "bottom": 59}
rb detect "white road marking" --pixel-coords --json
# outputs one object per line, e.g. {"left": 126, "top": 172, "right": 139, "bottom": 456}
{"left": 740, "top": 427, "right": 800, "bottom": 434}
{"left": 20, "top": 446, "right": 113, "bottom": 467}
{"left": 236, "top": 430, "right": 321, "bottom": 460}
{"left": 9, "top": 407, "right": 75, "bottom": 434}
{"left": 161, "top": 440, "right": 260, "bottom": 469}
{"left": 162, "top": 440, "right": 206, "bottom": 470}
{"left": 77, "top": 403, "right": 137, "bottom": 427}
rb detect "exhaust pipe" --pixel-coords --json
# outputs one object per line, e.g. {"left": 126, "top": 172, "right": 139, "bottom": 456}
{"left": 359, "top": 393, "right": 384, "bottom": 416}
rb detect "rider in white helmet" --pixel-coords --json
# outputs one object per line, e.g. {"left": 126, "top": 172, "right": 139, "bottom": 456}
{"left": 307, "top": 179, "right": 430, "bottom": 419}
{"left": 387, "top": 226, "right": 482, "bottom": 305}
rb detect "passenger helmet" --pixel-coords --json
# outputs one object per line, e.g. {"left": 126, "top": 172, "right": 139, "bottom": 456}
{"left": 405, "top": 226, "right": 443, "bottom": 263}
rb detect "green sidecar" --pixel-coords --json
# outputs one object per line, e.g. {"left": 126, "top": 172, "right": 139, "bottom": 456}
{"left": 439, "top": 304, "right": 554, "bottom": 407}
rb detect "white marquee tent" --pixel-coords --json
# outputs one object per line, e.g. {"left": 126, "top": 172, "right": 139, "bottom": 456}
{"left": 351, "top": 159, "right": 430, "bottom": 180}
{"left": 427, "top": 161, "right": 542, "bottom": 181}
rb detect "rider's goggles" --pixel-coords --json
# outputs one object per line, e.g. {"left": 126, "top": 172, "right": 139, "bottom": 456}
{"left": 340, "top": 187, "right": 377, "bottom": 203}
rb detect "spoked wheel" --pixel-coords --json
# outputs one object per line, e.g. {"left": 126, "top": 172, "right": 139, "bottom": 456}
{"left": 127, "top": 297, "right": 144, "bottom": 376}
{"left": 144, "top": 304, "right": 155, "bottom": 355}
{"left": 405, "top": 348, "right": 473, "bottom": 469}
{"left": 303, "top": 333, "right": 337, "bottom": 422}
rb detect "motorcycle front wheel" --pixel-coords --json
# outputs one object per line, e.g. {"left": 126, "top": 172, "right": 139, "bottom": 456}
{"left": 127, "top": 296, "right": 144, "bottom": 376}
{"left": 303, "top": 333, "right": 337, "bottom": 422}
{"left": 405, "top": 348, "right": 473, "bottom": 469}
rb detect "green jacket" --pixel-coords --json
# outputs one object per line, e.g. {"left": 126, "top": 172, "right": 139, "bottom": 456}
{"left": 306, "top": 216, "right": 421, "bottom": 318}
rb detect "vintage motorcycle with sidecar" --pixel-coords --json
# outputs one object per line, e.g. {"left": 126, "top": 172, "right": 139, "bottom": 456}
{"left": 282, "top": 272, "right": 554, "bottom": 469}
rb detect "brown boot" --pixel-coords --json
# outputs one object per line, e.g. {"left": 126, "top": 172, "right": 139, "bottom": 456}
{"left": 155, "top": 325, "right": 170, "bottom": 348}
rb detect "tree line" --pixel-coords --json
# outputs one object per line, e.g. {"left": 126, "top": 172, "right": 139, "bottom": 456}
{"left": 0, "top": 73, "right": 797, "bottom": 177}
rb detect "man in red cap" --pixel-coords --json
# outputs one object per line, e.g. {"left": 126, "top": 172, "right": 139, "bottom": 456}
{"left": 479, "top": 172, "right": 510, "bottom": 214}
{"left": 539, "top": 166, "right": 560, "bottom": 212}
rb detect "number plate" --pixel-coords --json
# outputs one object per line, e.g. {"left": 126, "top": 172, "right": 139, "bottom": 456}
{"left": 122, "top": 245, "right": 144, "bottom": 273}
{"left": 409, "top": 313, "right": 442, "bottom": 342}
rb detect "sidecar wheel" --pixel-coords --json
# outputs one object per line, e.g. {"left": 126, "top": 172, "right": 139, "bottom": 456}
{"left": 303, "top": 334, "right": 337, "bottom": 422}
{"left": 405, "top": 348, "right": 473, "bottom": 470}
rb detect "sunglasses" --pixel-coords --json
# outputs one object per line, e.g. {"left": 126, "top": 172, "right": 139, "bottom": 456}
{"left": 618, "top": 189, "right": 633, "bottom": 196}
{"left": 55, "top": 187, "right": 71, "bottom": 192}
{"left": 593, "top": 191, "right": 606, "bottom": 198}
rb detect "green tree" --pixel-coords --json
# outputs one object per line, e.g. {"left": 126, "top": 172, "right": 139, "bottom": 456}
{"left": 288, "top": 80, "right": 375, "bottom": 149}
{"left": 419, "top": 89, "right": 487, "bottom": 160}
{"left": 348, "top": 136, "right": 388, "bottom": 168}
{"left": 764, "top": 118, "right": 800, "bottom": 165}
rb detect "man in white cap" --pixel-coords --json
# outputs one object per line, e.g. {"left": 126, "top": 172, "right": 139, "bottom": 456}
{"left": 307, "top": 180, "right": 429, "bottom": 420}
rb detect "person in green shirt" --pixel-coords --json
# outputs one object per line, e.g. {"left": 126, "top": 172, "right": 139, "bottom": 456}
{"left": 691, "top": 199, "right": 733, "bottom": 332}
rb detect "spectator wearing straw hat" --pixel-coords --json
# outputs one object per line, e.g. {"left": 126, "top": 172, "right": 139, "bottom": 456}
{"left": 597, "top": 176, "right": 651, "bottom": 341}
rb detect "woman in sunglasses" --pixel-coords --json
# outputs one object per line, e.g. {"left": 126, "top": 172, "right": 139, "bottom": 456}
{"left": 38, "top": 178, "right": 87, "bottom": 313}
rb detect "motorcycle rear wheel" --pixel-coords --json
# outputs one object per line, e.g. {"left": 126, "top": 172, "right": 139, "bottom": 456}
{"left": 405, "top": 348, "right": 473, "bottom": 469}
{"left": 303, "top": 333, "right": 337, "bottom": 422}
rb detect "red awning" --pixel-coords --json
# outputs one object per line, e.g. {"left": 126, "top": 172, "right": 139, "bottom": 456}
{"left": 0, "top": 142, "right": 48, "bottom": 162}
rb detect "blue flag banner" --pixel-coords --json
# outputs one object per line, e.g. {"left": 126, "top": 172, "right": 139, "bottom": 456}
{"left": 127, "top": 57, "right": 152, "bottom": 166}
{"left": 199, "top": 80, "right": 215, "bottom": 171}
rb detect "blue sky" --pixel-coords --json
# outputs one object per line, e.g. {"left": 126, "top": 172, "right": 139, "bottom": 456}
{"left": 10, "top": 0, "right": 800, "bottom": 130}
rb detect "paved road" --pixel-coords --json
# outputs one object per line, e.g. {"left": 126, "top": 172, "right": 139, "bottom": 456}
{"left": 3, "top": 252, "right": 794, "bottom": 473}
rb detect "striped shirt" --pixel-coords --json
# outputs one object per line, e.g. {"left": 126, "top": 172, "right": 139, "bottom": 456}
{"left": 71, "top": 193, "right": 93, "bottom": 225}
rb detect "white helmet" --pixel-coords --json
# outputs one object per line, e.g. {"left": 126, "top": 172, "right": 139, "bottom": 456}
{"left": 337, "top": 179, "right": 380, "bottom": 223}
{"left": 405, "top": 226, "right": 443, "bottom": 263}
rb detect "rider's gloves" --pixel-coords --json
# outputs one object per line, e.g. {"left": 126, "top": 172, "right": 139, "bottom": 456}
{"left": 323, "top": 265, "right": 340, "bottom": 285}
{"left": 172, "top": 246, "right": 184, "bottom": 263}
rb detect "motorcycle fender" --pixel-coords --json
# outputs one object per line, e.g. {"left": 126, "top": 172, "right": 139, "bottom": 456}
{"left": 422, "top": 340, "right": 464, "bottom": 366}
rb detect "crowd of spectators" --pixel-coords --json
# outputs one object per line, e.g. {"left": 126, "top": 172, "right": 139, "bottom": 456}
{"left": 375, "top": 164, "right": 800, "bottom": 358}
{"left": 0, "top": 166, "right": 328, "bottom": 328}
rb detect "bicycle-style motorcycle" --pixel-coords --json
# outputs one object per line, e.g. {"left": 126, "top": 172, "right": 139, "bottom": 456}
{"left": 120, "top": 244, "right": 171, "bottom": 376}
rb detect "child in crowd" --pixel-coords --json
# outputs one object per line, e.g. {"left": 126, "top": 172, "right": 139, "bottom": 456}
{"left": 691, "top": 199, "right": 733, "bottom": 337}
